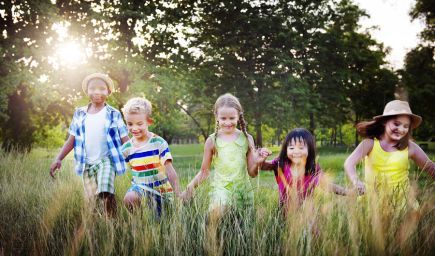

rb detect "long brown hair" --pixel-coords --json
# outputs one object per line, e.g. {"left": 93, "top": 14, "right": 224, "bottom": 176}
{"left": 356, "top": 116, "right": 412, "bottom": 150}
{"left": 213, "top": 93, "right": 251, "bottom": 155}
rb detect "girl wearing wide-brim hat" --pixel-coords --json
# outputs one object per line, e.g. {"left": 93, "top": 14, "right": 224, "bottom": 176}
{"left": 344, "top": 100, "right": 434, "bottom": 208}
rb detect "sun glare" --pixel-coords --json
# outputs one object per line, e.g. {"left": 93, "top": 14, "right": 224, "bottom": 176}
{"left": 54, "top": 42, "right": 86, "bottom": 67}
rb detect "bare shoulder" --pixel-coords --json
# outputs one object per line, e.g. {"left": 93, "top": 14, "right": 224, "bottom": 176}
{"left": 361, "top": 138, "right": 374, "bottom": 147}
{"left": 204, "top": 136, "right": 215, "bottom": 151}
{"left": 246, "top": 133, "right": 255, "bottom": 146}
{"left": 408, "top": 140, "right": 420, "bottom": 156}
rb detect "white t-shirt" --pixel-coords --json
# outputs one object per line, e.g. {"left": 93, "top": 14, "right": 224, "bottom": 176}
{"left": 85, "top": 107, "right": 109, "bottom": 164}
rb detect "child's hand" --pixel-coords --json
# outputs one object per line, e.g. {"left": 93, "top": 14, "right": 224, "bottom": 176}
{"left": 256, "top": 148, "right": 272, "bottom": 163}
{"left": 180, "top": 186, "right": 194, "bottom": 202}
{"left": 352, "top": 179, "right": 365, "bottom": 195}
{"left": 50, "top": 159, "right": 62, "bottom": 178}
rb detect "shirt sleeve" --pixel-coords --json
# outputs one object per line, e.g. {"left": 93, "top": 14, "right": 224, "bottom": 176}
{"left": 121, "top": 142, "right": 132, "bottom": 168}
{"left": 68, "top": 110, "right": 79, "bottom": 137}
{"left": 117, "top": 113, "right": 129, "bottom": 138}
{"left": 159, "top": 139, "right": 173, "bottom": 166}
{"left": 271, "top": 157, "right": 279, "bottom": 167}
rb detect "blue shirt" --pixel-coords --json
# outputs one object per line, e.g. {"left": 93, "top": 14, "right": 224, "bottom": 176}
{"left": 68, "top": 104, "right": 128, "bottom": 175}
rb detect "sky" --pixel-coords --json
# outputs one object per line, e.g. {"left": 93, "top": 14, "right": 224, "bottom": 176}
{"left": 353, "top": 0, "right": 424, "bottom": 69}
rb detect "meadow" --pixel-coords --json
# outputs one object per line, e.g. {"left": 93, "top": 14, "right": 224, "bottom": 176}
{"left": 0, "top": 145, "right": 433, "bottom": 255}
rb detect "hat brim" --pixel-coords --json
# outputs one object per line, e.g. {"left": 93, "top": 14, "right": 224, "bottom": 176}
{"left": 82, "top": 73, "right": 114, "bottom": 95}
{"left": 373, "top": 113, "right": 422, "bottom": 129}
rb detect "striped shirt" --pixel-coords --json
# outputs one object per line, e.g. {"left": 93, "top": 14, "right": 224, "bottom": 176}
{"left": 68, "top": 104, "right": 128, "bottom": 175}
{"left": 122, "top": 134, "right": 173, "bottom": 195}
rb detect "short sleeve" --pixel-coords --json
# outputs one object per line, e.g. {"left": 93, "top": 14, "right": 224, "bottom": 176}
{"left": 121, "top": 141, "right": 132, "bottom": 167}
{"left": 68, "top": 110, "right": 79, "bottom": 137}
{"left": 271, "top": 157, "right": 279, "bottom": 167}
{"left": 117, "top": 113, "right": 129, "bottom": 138}
{"left": 159, "top": 139, "right": 173, "bottom": 166}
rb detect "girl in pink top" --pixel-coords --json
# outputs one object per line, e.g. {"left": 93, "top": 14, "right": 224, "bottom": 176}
{"left": 260, "top": 128, "right": 349, "bottom": 214}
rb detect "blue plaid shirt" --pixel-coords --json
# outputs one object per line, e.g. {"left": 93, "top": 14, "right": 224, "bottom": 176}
{"left": 68, "top": 104, "right": 129, "bottom": 175}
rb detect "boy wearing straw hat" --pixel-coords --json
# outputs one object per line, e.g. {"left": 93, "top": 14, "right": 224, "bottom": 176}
{"left": 50, "top": 73, "right": 129, "bottom": 217}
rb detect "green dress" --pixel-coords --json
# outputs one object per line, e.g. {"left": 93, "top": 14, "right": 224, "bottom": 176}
{"left": 209, "top": 133, "right": 254, "bottom": 210}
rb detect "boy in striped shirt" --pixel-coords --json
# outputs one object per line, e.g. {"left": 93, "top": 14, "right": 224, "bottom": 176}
{"left": 121, "top": 97, "right": 183, "bottom": 216}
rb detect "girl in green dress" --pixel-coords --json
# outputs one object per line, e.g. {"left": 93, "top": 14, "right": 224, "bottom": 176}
{"left": 182, "top": 93, "right": 270, "bottom": 253}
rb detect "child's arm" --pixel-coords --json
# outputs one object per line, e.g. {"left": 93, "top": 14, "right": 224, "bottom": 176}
{"left": 164, "top": 160, "right": 182, "bottom": 196}
{"left": 184, "top": 137, "right": 214, "bottom": 198}
{"left": 246, "top": 135, "right": 271, "bottom": 177}
{"left": 344, "top": 139, "right": 374, "bottom": 194}
{"left": 50, "top": 135, "right": 75, "bottom": 178}
{"left": 260, "top": 159, "right": 275, "bottom": 171}
{"left": 409, "top": 141, "right": 435, "bottom": 179}
{"left": 317, "top": 168, "right": 349, "bottom": 196}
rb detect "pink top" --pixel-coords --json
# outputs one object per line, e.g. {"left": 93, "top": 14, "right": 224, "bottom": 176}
{"left": 271, "top": 158, "right": 322, "bottom": 207}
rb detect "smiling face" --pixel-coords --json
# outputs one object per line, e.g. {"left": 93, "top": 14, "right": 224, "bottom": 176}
{"left": 216, "top": 106, "right": 239, "bottom": 134}
{"left": 286, "top": 137, "right": 308, "bottom": 166}
{"left": 87, "top": 78, "right": 109, "bottom": 104}
{"left": 125, "top": 112, "right": 150, "bottom": 141}
{"left": 384, "top": 115, "right": 411, "bottom": 142}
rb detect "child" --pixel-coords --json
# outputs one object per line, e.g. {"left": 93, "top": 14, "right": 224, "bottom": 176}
{"left": 344, "top": 100, "right": 434, "bottom": 200}
{"left": 260, "top": 128, "right": 348, "bottom": 215}
{"left": 181, "top": 93, "right": 268, "bottom": 253}
{"left": 182, "top": 93, "right": 268, "bottom": 209}
{"left": 121, "top": 97, "right": 182, "bottom": 216}
{"left": 49, "top": 73, "right": 129, "bottom": 217}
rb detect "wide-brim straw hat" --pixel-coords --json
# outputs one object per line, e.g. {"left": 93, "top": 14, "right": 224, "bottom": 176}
{"left": 82, "top": 73, "right": 114, "bottom": 95}
{"left": 373, "top": 100, "right": 422, "bottom": 129}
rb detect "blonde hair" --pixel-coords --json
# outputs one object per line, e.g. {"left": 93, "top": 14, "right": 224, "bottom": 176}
{"left": 122, "top": 97, "right": 152, "bottom": 117}
{"left": 213, "top": 93, "right": 250, "bottom": 152}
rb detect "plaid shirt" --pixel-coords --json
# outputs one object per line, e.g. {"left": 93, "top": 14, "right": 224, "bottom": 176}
{"left": 68, "top": 104, "right": 128, "bottom": 175}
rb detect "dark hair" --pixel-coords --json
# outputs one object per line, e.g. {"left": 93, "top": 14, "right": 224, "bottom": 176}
{"left": 356, "top": 116, "right": 412, "bottom": 150}
{"left": 278, "top": 128, "right": 318, "bottom": 176}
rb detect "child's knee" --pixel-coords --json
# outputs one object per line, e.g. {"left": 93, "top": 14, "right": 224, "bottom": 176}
{"left": 123, "top": 191, "right": 140, "bottom": 208}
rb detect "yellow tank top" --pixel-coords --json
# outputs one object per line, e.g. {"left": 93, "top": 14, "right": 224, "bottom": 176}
{"left": 364, "top": 138, "right": 409, "bottom": 189}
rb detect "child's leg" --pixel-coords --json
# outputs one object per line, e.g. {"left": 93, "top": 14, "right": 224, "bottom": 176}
{"left": 206, "top": 205, "right": 227, "bottom": 256}
{"left": 82, "top": 167, "right": 98, "bottom": 212}
{"left": 95, "top": 158, "right": 116, "bottom": 217}
{"left": 98, "top": 192, "right": 117, "bottom": 218}
{"left": 147, "top": 192, "right": 163, "bottom": 218}
{"left": 123, "top": 190, "right": 142, "bottom": 212}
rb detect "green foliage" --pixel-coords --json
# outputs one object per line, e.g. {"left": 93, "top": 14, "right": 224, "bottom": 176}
{"left": 33, "top": 124, "right": 67, "bottom": 149}
{"left": 401, "top": 46, "right": 435, "bottom": 139}
{"left": 1, "top": 0, "right": 432, "bottom": 151}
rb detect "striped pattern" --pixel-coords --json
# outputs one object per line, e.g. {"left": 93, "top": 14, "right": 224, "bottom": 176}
{"left": 122, "top": 134, "right": 173, "bottom": 196}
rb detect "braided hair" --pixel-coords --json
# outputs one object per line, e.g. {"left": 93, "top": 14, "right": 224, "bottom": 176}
{"left": 213, "top": 93, "right": 253, "bottom": 156}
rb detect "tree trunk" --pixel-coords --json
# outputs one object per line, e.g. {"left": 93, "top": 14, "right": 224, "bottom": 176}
{"left": 339, "top": 125, "right": 343, "bottom": 145}
{"left": 255, "top": 118, "right": 263, "bottom": 147}
{"left": 309, "top": 112, "right": 315, "bottom": 135}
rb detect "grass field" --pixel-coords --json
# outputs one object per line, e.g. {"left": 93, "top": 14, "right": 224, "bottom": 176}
{"left": 0, "top": 144, "right": 434, "bottom": 255}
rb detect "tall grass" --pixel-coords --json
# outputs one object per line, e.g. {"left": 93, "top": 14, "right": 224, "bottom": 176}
{"left": 0, "top": 147, "right": 434, "bottom": 255}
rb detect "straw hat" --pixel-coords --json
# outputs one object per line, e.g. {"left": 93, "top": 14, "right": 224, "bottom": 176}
{"left": 81, "top": 73, "right": 114, "bottom": 95}
{"left": 373, "top": 100, "right": 422, "bottom": 128}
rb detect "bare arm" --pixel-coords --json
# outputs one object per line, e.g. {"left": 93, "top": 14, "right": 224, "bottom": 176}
{"left": 260, "top": 159, "right": 276, "bottom": 171}
{"left": 318, "top": 171, "right": 348, "bottom": 196}
{"left": 409, "top": 141, "right": 435, "bottom": 179}
{"left": 49, "top": 134, "right": 75, "bottom": 178}
{"left": 344, "top": 139, "right": 374, "bottom": 193}
{"left": 184, "top": 137, "right": 214, "bottom": 197}
{"left": 246, "top": 135, "right": 271, "bottom": 177}
{"left": 164, "top": 160, "right": 182, "bottom": 196}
